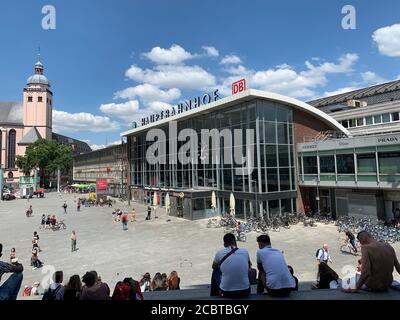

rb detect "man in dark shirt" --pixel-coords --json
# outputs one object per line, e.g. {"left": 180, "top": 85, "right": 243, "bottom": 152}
{"left": 343, "top": 231, "right": 400, "bottom": 293}
{"left": 0, "top": 243, "right": 24, "bottom": 300}
{"left": 345, "top": 229, "right": 357, "bottom": 253}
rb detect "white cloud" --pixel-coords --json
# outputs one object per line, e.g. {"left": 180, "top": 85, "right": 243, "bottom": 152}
{"left": 303, "top": 53, "right": 358, "bottom": 75}
{"left": 219, "top": 53, "right": 359, "bottom": 98}
{"left": 360, "top": 71, "right": 386, "bottom": 84}
{"left": 220, "top": 55, "right": 242, "bottom": 65}
{"left": 90, "top": 140, "right": 121, "bottom": 151}
{"left": 148, "top": 101, "right": 173, "bottom": 111}
{"left": 99, "top": 100, "right": 140, "bottom": 121}
{"left": 202, "top": 46, "right": 219, "bottom": 57}
{"left": 320, "top": 86, "right": 360, "bottom": 98}
{"left": 114, "top": 84, "right": 181, "bottom": 103}
{"left": 372, "top": 24, "right": 400, "bottom": 57}
{"left": 224, "top": 65, "right": 249, "bottom": 75}
{"left": 125, "top": 64, "right": 216, "bottom": 90}
{"left": 143, "top": 44, "right": 193, "bottom": 64}
{"left": 53, "top": 110, "right": 120, "bottom": 133}
{"left": 276, "top": 63, "right": 293, "bottom": 70}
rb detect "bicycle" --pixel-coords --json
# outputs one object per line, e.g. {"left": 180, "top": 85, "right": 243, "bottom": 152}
{"left": 52, "top": 220, "right": 67, "bottom": 231}
{"left": 207, "top": 218, "right": 220, "bottom": 228}
{"left": 339, "top": 238, "right": 360, "bottom": 255}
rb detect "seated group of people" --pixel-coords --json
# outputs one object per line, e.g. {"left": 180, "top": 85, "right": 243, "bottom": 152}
{"left": 211, "top": 233, "right": 298, "bottom": 298}
{"left": 42, "top": 270, "right": 142, "bottom": 300}
{"left": 41, "top": 214, "right": 57, "bottom": 229}
{"left": 139, "top": 271, "right": 181, "bottom": 292}
{"left": 211, "top": 230, "right": 400, "bottom": 298}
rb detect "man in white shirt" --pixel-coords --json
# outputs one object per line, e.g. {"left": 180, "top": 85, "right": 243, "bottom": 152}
{"left": 256, "top": 234, "right": 296, "bottom": 297}
{"left": 212, "top": 233, "right": 251, "bottom": 298}
{"left": 316, "top": 244, "right": 333, "bottom": 265}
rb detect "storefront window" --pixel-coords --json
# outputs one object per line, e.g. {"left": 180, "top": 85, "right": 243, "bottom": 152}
{"left": 336, "top": 154, "right": 355, "bottom": 174}
{"left": 319, "top": 155, "right": 335, "bottom": 173}
{"left": 303, "top": 156, "right": 317, "bottom": 174}
{"left": 357, "top": 153, "right": 377, "bottom": 173}
{"left": 379, "top": 152, "right": 400, "bottom": 174}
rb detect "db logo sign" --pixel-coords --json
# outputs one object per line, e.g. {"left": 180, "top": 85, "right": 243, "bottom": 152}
{"left": 232, "top": 79, "right": 246, "bottom": 95}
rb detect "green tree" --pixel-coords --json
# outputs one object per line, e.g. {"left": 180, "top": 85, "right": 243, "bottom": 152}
{"left": 15, "top": 139, "right": 73, "bottom": 186}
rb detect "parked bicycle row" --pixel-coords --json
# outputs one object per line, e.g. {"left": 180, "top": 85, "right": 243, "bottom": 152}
{"left": 336, "top": 216, "right": 400, "bottom": 244}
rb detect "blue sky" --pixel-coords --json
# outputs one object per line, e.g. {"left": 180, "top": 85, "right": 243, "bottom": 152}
{"left": 1, "top": 0, "right": 400, "bottom": 149}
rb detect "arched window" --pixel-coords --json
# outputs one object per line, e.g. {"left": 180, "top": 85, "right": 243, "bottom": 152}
{"left": 8, "top": 129, "right": 16, "bottom": 169}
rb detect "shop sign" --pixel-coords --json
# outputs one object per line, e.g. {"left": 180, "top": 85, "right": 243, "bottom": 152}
{"left": 172, "top": 192, "right": 185, "bottom": 198}
{"left": 141, "top": 89, "right": 220, "bottom": 126}
{"left": 96, "top": 179, "right": 108, "bottom": 193}
{"left": 232, "top": 78, "right": 246, "bottom": 95}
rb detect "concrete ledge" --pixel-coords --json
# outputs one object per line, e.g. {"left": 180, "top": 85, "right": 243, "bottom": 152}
{"left": 143, "top": 284, "right": 400, "bottom": 300}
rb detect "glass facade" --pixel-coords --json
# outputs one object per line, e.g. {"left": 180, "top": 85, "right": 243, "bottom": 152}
{"left": 127, "top": 99, "right": 297, "bottom": 220}
{"left": 299, "top": 148, "right": 400, "bottom": 183}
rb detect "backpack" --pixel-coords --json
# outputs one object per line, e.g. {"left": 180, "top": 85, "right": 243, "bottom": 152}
{"left": 112, "top": 281, "right": 132, "bottom": 301}
{"left": 42, "top": 285, "right": 61, "bottom": 301}
{"left": 315, "top": 248, "right": 322, "bottom": 258}
{"left": 22, "top": 286, "right": 32, "bottom": 296}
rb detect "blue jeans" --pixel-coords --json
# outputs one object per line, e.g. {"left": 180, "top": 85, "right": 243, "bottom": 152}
{"left": 123, "top": 222, "right": 128, "bottom": 230}
{"left": 0, "top": 273, "right": 23, "bottom": 300}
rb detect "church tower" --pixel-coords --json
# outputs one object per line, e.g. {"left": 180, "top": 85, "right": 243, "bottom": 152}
{"left": 22, "top": 53, "right": 52, "bottom": 140}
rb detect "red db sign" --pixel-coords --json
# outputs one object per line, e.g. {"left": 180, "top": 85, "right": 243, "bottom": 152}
{"left": 232, "top": 79, "right": 246, "bottom": 95}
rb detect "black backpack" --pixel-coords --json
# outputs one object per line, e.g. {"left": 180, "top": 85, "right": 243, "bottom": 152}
{"left": 42, "top": 285, "right": 62, "bottom": 301}
{"left": 315, "top": 248, "right": 322, "bottom": 258}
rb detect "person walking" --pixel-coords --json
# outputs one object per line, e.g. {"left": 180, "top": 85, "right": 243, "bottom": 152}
{"left": 71, "top": 231, "right": 77, "bottom": 252}
{"left": 77, "top": 200, "right": 81, "bottom": 212}
{"left": 41, "top": 214, "right": 46, "bottom": 229}
{"left": 26, "top": 205, "right": 33, "bottom": 217}
{"left": 131, "top": 208, "right": 136, "bottom": 222}
{"left": 122, "top": 213, "right": 129, "bottom": 231}
{"left": 33, "top": 231, "right": 41, "bottom": 252}
{"left": 146, "top": 206, "right": 151, "bottom": 220}
{"left": 316, "top": 244, "right": 333, "bottom": 265}
{"left": 62, "top": 201, "right": 68, "bottom": 214}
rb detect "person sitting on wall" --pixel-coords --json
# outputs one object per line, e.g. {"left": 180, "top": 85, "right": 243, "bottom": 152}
{"left": 343, "top": 231, "right": 400, "bottom": 293}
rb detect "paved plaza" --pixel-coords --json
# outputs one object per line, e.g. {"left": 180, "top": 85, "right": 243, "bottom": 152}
{"left": 1, "top": 192, "right": 400, "bottom": 298}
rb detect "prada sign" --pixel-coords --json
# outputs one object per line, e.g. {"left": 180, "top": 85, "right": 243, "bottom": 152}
{"left": 377, "top": 136, "right": 399, "bottom": 143}
{"left": 141, "top": 89, "right": 220, "bottom": 126}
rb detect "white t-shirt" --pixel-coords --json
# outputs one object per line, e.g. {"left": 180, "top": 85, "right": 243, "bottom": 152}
{"left": 317, "top": 249, "right": 329, "bottom": 262}
{"left": 256, "top": 247, "right": 295, "bottom": 290}
{"left": 214, "top": 247, "right": 250, "bottom": 291}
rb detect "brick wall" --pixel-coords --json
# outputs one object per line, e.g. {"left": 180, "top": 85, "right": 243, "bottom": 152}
{"left": 293, "top": 109, "right": 337, "bottom": 213}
